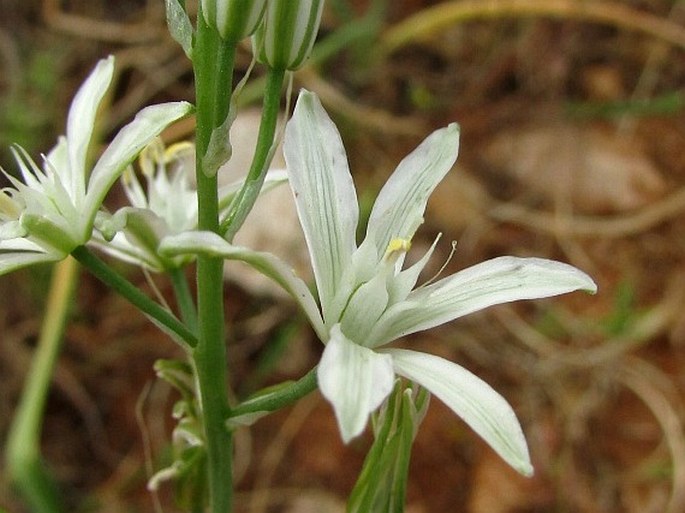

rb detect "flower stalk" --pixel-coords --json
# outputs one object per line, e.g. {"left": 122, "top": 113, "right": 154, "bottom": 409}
{"left": 221, "top": 66, "right": 285, "bottom": 240}
{"left": 191, "top": 9, "right": 236, "bottom": 513}
{"left": 71, "top": 246, "right": 197, "bottom": 348}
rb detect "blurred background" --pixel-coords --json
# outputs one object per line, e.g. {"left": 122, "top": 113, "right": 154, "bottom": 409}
{"left": 1, "top": 1, "right": 685, "bottom": 512}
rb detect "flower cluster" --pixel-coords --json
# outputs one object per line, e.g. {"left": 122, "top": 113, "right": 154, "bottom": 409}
{"left": 0, "top": 56, "right": 192, "bottom": 275}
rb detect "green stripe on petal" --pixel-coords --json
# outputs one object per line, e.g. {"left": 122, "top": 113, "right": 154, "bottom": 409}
{"left": 366, "top": 123, "right": 459, "bottom": 256}
{"left": 318, "top": 325, "right": 395, "bottom": 443}
{"left": 371, "top": 256, "right": 597, "bottom": 346}
{"left": 284, "top": 90, "right": 358, "bottom": 323}
{"left": 387, "top": 348, "right": 534, "bottom": 476}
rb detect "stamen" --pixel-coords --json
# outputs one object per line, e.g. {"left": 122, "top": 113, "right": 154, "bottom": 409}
{"left": 421, "top": 240, "right": 458, "bottom": 287}
{"left": 383, "top": 237, "right": 411, "bottom": 263}
{"left": 164, "top": 141, "right": 194, "bottom": 164}
{"left": 139, "top": 138, "right": 164, "bottom": 177}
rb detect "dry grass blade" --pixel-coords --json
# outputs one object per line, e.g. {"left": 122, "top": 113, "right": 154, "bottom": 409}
{"left": 381, "top": 0, "right": 685, "bottom": 55}
{"left": 489, "top": 186, "right": 685, "bottom": 238}
{"left": 617, "top": 358, "right": 685, "bottom": 513}
{"left": 296, "top": 66, "right": 427, "bottom": 136}
{"left": 42, "top": 0, "right": 164, "bottom": 44}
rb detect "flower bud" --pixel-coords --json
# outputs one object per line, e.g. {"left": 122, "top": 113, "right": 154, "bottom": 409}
{"left": 201, "top": 0, "right": 267, "bottom": 42}
{"left": 253, "top": 0, "right": 325, "bottom": 70}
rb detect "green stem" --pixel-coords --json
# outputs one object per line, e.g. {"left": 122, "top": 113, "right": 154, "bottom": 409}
{"left": 193, "top": 12, "right": 236, "bottom": 513}
{"left": 6, "top": 257, "right": 80, "bottom": 513}
{"left": 229, "top": 367, "right": 318, "bottom": 418}
{"left": 221, "top": 66, "right": 286, "bottom": 240}
{"left": 71, "top": 246, "right": 197, "bottom": 349}
{"left": 169, "top": 266, "right": 198, "bottom": 334}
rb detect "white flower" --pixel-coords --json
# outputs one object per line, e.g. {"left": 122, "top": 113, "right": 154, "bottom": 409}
{"left": 0, "top": 56, "right": 192, "bottom": 275}
{"left": 93, "top": 137, "right": 288, "bottom": 272}
{"left": 159, "top": 90, "right": 597, "bottom": 476}
{"left": 93, "top": 139, "right": 198, "bottom": 271}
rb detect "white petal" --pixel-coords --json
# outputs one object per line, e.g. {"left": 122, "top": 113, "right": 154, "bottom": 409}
{"left": 284, "top": 90, "right": 358, "bottom": 322}
{"left": 44, "top": 136, "right": 68, "bottom": 178}
{"left": 66, "top": 56, "right": 115, "bottom": 204}
{"left": 0, "top": 220, "right": 27, "bottom": 239}
{"left": 365, "top": 123, "right": 459, "bottom": 255}
{"left": 339, "top": 272, "right": 389, "bottom": 345}
{"left": 318, "top": 325, "right": 395, "bottom": 443}
{"left": 0, "top": 249, "right": 61, "bottom": 275}
{"left": 371, "top": 256, "right": 597, "bottom": 346}
{"left": 84, "top": 101, "right": 192, "bottom": 237}
{"left": 387, "top": 348, "right": 533, "bottom": 476}
{"left": 89, "top": 232, "right": 162, "bottom": 271}
{"left": 160, "top": 231, "right": 326, "bottom": 340}
{"left": 387, "top": 233, "right": 441, "bottom": 305}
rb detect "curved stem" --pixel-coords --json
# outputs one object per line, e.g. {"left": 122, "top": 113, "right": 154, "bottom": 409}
{"left": 229, "top": 367, "right": 318, "bottom": 418}
{"left": 221, "top": 66, "right": 286, "bottom": 240}
{"left": 71, "top": 246, "right": 197, "bottom": 349}
{"left": 5, "top": 258, "right": 79, "bottom": 513}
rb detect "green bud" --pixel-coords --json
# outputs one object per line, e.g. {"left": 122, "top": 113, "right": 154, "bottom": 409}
{"left": 348, "top": 382, "right": 429, "bottom": 513}
{"left": 20, "top": 213, "right": 76, "bottom": 256}
{"left": 253, "top": 0, "right": 325, "bottom": 70}
{"left": 201, "top": 0, "right": 267, "bottom": 42}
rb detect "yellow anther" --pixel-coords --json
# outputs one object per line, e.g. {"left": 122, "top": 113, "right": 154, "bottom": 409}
{"left": 164, "top": 141, "right": 194, "bottom": 164}
{"left": 384, "top": 238, "right": 411, "bottom": 262}
{"left": 139, "top": 138, "right": 165, "bottom": 177}
{"left": 122, "top": 166, "right": 135, "bottom": 185}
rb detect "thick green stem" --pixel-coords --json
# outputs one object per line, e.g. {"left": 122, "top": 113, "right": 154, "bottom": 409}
{"left": 221, "top": 67, "right": 286, "bottom": 240}
{"left": 193, "top": 12, "right": 236, "bottom": 513}
{"left": 71, "top": 246, "right": 197, "bottom": 349}
{"left": 6, "top": 257, "right": 79, "bottom": 513}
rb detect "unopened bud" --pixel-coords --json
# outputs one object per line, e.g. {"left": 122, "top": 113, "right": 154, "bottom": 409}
{"left": 201, "top": 0, "right": 267, "bottom": 42}
{"left": 253, "top": 0, "right": 325, "bottom": 71}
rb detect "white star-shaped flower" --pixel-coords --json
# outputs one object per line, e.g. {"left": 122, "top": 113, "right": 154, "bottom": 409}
{"left": 0, "top": 56, "right": 192, "bottom": 274}
{"left": 160, "top": 90, "right": 596, "bottom": 476}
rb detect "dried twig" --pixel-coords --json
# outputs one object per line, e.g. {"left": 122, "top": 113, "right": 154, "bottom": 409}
{"left": 489, "top": 185, "right": 685, "bottom": 237}
{"left": 42, "top": 0, "right": 164, "bottom": 44}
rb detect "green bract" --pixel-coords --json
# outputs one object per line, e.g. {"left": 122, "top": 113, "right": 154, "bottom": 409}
{"left": 159, "top": 90, "right": 597, "bottom": 477}
{"left": 0, "top": 56, "right": 192, "bottom": 275}
{"left": 200, "top": 0, "right": 267, "bottom": 42}
{"left": 253, "top": 0, "right": 324, "bottom": 70}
